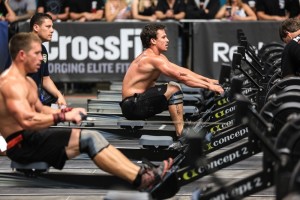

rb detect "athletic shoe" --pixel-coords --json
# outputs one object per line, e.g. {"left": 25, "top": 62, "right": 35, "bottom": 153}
{"left": 168, "top": 124, "right": 199, "bottom": 150}
{"left": 168, "top": 130, "right": 188, "bottom": 151}
{"left": 138, "top": 158, "right": 173, "bottom": 191}
{"left": 168, "top": 140, "right": 185, "bottom": 150}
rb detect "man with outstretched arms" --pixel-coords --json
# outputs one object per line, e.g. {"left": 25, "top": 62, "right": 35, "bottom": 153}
{"left": 0, "top": 32, "right": 173, "bottom": 192}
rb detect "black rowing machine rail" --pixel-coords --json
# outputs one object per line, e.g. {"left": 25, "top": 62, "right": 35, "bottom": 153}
{"left": 195, "top": 73, "right": 257, "bottom": 125}
{"left": 191, "top": 61, "right": 255, "bottom": 122}
{"left": 284, "top": 161, "right": 300, "bottom": 200}
{"left": 190, "top": 94, "right": 281, "bottom": 200}
{"left": 181, "top": 78, "right": 253, "bottom": 156}
{"left": 192, "top": 90, "right": 300, "bottom": 199}
{"left": 274, "top": 114, "right": 300, "bottom": 199}
{"left": 232, "top": 53, "right": 268, "bottom": 110}
{"left": 237, "top": 46, "right": 266, "bottom": 77}
{"left": 150, "top": 145, "right": 189, "bottom": 199}
{"left": 264, "top": 77, "right": 300, "bottom": 104}
{"left": 260, "top": 92, "right": 300, "bottom": 138}
{"left": 148, "top": 92, "right": 268, "bottom": 199}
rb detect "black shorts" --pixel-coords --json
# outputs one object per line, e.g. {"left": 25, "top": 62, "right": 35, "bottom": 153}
{"left": 120, "top": 84, "right": 168, "bottom": 120}
{"left": 6, "top": 128, "right": 72, "bottom": 170}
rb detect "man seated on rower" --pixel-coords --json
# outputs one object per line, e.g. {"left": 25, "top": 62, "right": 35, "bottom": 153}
{"left": 0, "top": 32, "right": 173, "bottom": 191}
{"left": 120, "top": 23, "right": 224, "bottom": 141}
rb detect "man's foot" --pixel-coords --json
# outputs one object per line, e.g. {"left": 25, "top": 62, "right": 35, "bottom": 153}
{"left": 138, "top": 158, "right": 173, "bottom": 191}
{"left": 168, "top": 127, "right": 190, "bottom": 151}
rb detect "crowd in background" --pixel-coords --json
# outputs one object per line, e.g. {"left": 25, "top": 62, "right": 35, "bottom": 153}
{"left": 0, "top": 0, "right": 298, "bottom": 94}
{"left": 0, "top": 0, "right": 299, "bottom": 25}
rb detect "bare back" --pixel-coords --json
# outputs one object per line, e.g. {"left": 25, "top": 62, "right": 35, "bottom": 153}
{"left": 0, "top": 67, "right": 40, "bottom": 139}
{"left": 122, "top": 49, "right": 165, "bottom": 98}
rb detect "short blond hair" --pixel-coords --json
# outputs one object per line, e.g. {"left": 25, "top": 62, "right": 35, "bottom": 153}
{"left": 9, "top": 32, "right": 41, "bottom": 60}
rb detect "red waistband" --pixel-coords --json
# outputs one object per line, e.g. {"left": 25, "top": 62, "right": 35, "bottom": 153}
{"left": 6, "top": 134, "right": 23, "bottom": 150}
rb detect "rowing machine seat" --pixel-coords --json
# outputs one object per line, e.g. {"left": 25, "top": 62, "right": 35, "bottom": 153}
{"left": 11, "top": 161, "right": 49, "bottom": 177}
{"left": 139, "top": 135, "right": 173, "bottom": 149}
{"left": 104, "top": 190, "right": 151, "bottom": 200}
{"left": 118, "top": 120, "right": 145, "bottom": 129}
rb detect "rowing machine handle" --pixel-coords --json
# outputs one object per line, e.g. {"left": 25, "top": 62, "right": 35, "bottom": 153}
{"left": 79, "top": 112, "right": 87, "bottom": 120}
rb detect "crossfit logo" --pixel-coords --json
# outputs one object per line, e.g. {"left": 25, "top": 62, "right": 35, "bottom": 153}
{"left": 47, "top": 29, "right": 142, "bottom": 61}
{"left": 45, "top": 28, "right": 142, "bottom": 75}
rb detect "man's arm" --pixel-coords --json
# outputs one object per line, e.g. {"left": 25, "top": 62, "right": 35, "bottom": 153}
{"left": 2, "top": 80, "right": 86, "bottom": 129}
{"left": 38, "top": 6, "right": 70, "bottom": 21}
{"left": 2, "top": 81, "right": 58, "bottom": 129}
{"left": 155, "top": 10, "right": 168, "bottom": 20}
{"left": 174, "top": 11, "right": 185, "bottom": 20}
{"left": 55, "top": 7, "right": 70, "bottom": 21}
{"left": 3, "top": 0, "right": 16, "bottom": 20}
{"left": 42, "top": 76, "right": 66, "bottom": 106}
{"left": 152, "top": 56, "right": 223, "bottom": 93}
{"left": 7, "top": 0, "right": 36, "bottom": 22}
{"left": 171, "top": 63, "right": 219, "bottom": 84}
{"left": 256, "top": 11, "right": 288, "bottom": 21}
{"left": 83, "top": 10, "right": 104, "bottom": 21}
{"left": 6, "top": 9, "right": 35, "bottom": 22}
{"left": 70, "top": 10, "right": 103, "bottom": 21}
{"left": 69, "top": 11, "right": 85, "bottom": 20}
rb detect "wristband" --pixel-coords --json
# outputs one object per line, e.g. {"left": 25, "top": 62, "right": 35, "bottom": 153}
{"left": 61, "top": 107, "right": 73, "bottom": 113}
{"left": 53, "top": 112, "right": 66, "bottom": 124}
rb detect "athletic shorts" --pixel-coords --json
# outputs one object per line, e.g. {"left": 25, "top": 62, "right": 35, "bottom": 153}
{"left": 6, "top": 128, "right": 72, "bottom": 170}
{"left": 120, "top": 84, "right": 169, "bottom": 120}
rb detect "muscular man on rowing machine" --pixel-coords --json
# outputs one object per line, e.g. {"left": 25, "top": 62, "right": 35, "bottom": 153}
{"left": 0, "top": 32, "right": 173, "bottom": 191}
{"left": 120, "top": 23, "right": 224, "bottom": 144}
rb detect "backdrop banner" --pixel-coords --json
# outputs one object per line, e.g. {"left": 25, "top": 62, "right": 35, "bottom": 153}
{"left": 45, "top": 22, "right": 179, "bottom": 82}
{"left": 0, "top": 22, "right": 9, "bottom": 73}
{"left": 192, "top": 21, "right": 283, "bottom": 79}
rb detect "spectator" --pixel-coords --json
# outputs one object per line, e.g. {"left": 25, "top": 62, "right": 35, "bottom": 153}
{"left": 0, "top": 0, "right": 16, "bottom": 22}
{"left": 286, "top": 0, "right": 300, "bottom": 19}
{"left": 131, "top": 0, "right": 157, "bottom": 21}
{"left": 29, "top": 13, "right": 67, "bottom": 107}
{"left": 69, "top": 0, "right": 105, "bottom": 22}
{"left": 7, "top": 0, "right": 36, "bottom": 23}
{"left": 215, "top": 0, "right": 257, "bottom": 21}
{"left": 6, "top": 0, "right": 36, "bottom": 38}
{"left": 105, "top": 0, "right": 132, "bottom": 22}
{"left": 279, "top": 18, "right": 300, "bottom": 77}
{"left": 255, "top": 0, "right": 288, "bottom": 21}
{"left": 155, "top": 0, "right": 186, "bottom": 20}
{"left": 37, "top": 0, "right": 70, "bottom": 21}
{"left": 185, "top": 0, "right": 220, "bottom": 19}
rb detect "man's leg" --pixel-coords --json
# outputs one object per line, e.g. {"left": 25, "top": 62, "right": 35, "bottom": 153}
{"left": 169, "top": 103, "right": 184, "bottom": 137}
{"left": 94, "top": 145, "right": 140, "bottom": 182}
{"left": 164, "top": 83, "right": 184, "bottom": 137}
{"left": 65, "top": 129, "right": 139, "bottom": 182}
{"left": 65, "top": 129, "right": 173, "bottom": 189}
